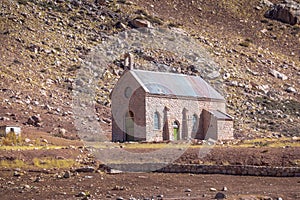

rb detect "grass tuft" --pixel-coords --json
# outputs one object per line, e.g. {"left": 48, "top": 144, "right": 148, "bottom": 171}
{"left": 32, "top": 157, "right": 76, "bottom": 169}
{"left": 0, "top": 159, "right": 26, "bottom": 168}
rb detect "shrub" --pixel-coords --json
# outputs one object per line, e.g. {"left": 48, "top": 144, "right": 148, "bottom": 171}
{"left": 1, "top": 132, "right": 22, "bottom": 146}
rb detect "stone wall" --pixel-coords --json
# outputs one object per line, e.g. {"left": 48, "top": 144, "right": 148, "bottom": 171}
{"left": 105, "top": 163, "right": 300, "bottom": 177}
{"left": 217, "top": 120, "right": 234, "bottom": 140}
{"left": 111, "top": 71, "right": 146, "bottom": 142}
{"left": 145, "top": 95, "right": 227, "bottom": 141}
{"left": 158, "top": 164, "right": 300, "bottom": 177}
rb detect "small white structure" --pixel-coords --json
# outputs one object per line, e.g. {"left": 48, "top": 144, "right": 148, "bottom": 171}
{"left": 0, "top": 125, "right": 21, "bottom": 137}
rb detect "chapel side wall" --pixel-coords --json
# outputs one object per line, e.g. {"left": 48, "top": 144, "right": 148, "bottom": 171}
{"left": 145, "top": 96, "right": 226, "bottom": 142}
{"left": 111, "top": 72, "right": 146, "bottom": 142}
{"left": 129, "top": 87, "right": 146, "bottom": 141}
{"left": 203, "top": 113, "right": 218, "bottom": 140}
{"left": 112, "top": 118, "right": 124, "bottom": 142}
{"left": 217, "top": 120, "right": 234, "bottom": 140}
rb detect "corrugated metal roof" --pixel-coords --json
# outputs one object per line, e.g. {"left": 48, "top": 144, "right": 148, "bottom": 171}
{"left": 130, "top": 70, "right": 224, "bottom": 100}
{"left": 210, "top": 110, "right": 232, "bottom": 120}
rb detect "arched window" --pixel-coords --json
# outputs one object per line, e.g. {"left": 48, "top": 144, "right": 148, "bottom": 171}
{"left": 154, "top": 111, "right": 161, "bottom": 130}
{"left": 192, "top": 114, "right": 198, "bottom": 132}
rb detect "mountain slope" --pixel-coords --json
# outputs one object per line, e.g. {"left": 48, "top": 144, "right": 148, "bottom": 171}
{"left": 0, "top": 0, "right": 299, "bottom": 139}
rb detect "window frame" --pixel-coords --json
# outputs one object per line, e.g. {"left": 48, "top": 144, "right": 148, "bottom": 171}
{"left": 192, "top": 114, "right": 198, "bottom": 132}
{"left": 153, "top": 111, "right": 161, "bottom": 130}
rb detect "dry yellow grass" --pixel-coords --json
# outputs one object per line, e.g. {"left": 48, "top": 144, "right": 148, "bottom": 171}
{"left": 0, "top": 158, "right": 77, "bottom": 169}
{"left": 32, "top": 158, "right": 77, "bottom": 169}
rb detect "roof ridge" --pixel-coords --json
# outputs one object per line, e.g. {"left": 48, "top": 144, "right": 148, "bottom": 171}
{"left": 131, "top": 69, "right": 189, "bottom": 77}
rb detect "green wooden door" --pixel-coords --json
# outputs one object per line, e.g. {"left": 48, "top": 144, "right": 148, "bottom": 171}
{"left": 173, "top": 128, "right": 178, "bottom": 140}
{"left": 173, "top": 121, "right": 179, "bottom": 140}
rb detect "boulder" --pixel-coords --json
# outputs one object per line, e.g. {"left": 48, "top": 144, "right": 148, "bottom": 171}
{"left": 269, "top": 69, "right": 288, "bottom": 80}
{"left": 264, "top": 0, "right": 300, "bottom": 25}
{"left": 129, "top": 18, "right": 152, "bottom": 28}
{"left": 63, "top": 171, "right": 71, "bottom": 178}
{"left": 214, "top": 192, "right": 227, "bottom": 199}
{"left": 27, "top": 115, "right": 42, "bottom": 127}
{"left": 286, "top": 86, "right": 297, "bottom": 93}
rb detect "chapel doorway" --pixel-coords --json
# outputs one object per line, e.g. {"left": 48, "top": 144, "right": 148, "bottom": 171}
{"left": 173, "top": 120, "right": 180, "bottom": 140}
{"left": 125, "top": 111, "right": 134, "bottom": 141}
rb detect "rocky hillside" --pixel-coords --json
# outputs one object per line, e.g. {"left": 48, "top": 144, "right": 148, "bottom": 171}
{"left": 0, "top": 0, "right": 299, "bottom": 139}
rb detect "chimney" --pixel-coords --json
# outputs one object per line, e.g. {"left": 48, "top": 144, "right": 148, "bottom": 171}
{"left": 124, "top": 52, "right": 134, "bottom": 70}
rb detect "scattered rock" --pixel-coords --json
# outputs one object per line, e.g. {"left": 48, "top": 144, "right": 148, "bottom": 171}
{"left": 111, "top": 185, "right": 124, "bottom": 191}
{"left": 129, "top": 18, "right": 152, "bottom": 28}
{"left": 27, "top": 115, "right": 42, "bottom": 127}
{"left": 260, "top": 0, "right": 274, "bottom": 7}
{"left": 23, "top": 184, "right": 31, "bottom": 190}
{"left": 207, "top": 71, "right": 220, "bottom": 80}
{"left": 76, "top": 191, "right": 86, "bottom": 197}
{"left": 24, "top": 138, "right": 31, "bottom": 143}
{"left": 115, "top": 21, "right": 126, "bottom": 29}
{"left": 41, "top": 139, "right": 48, "bottom": 144}
{"left": 269, "top": 69, "right": 288, "bottom": 80}
{"left": 102, "top": 118, "right": 111, "bottom": 124}
{"left": 7, "top": 181, "right": 15, "bottom": 185}
{"left": 75, "top": 166, "right": 95, "bottom": 173}
{"left": 33, "top": 176, "right": 42, "bottom": 182}
{"left": 71, "top": 0, "right": 82, "bottom": 7}
{"left": 210, "top": 187, "right": 217, "bottom": 191}
{"left": 223, "top": 73, "right": 230, "bottom": 80}
{"left": 222, "top": 186, "right": 228, "bottom": 191}
{"left": 13, "top": 171, "right": 22, "bottom": 177}
{"left": 95, "top": 0, "right": 106, "bottom": 5}
{"left": 63, "top": 171, "right": 71, "bottom": 178}
{"left": 59, "top": 128, "right": 67, "bottom": 136}
{"left": 214, "top": 192, "right": 226, "bottom": 199}
{"left": 286, "top": 86, "right": 297, "bottom": 93}
{"left": 185, "top": 188, "right": 192, "bottom": 192}
{"left": 0, "top": 116, "right": 10, "bottom": 121}
{"left": 256, "top": 84, "right": 270, "bottom": 94}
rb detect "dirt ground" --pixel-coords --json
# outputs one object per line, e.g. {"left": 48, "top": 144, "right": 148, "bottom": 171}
{"left": 0, "top": 170, "right": 299, "bottom": 200}
{"left": 0, "top": 138, "right": 300, "bottom": 200}
{"left": 175, "top": 146, "right": 300, "bottom": 167}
